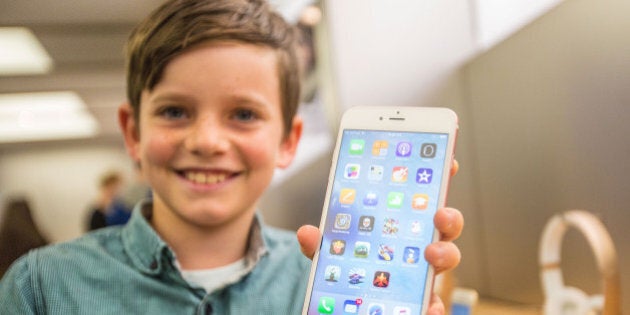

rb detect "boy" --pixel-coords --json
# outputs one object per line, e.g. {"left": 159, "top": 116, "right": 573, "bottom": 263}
{"left": 0, "top": 0, "right": 463, "bottom": 314}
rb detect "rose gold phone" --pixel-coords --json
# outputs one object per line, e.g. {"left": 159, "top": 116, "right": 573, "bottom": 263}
{"left": 302, "top": 106, "right": 458, "bottom": 315}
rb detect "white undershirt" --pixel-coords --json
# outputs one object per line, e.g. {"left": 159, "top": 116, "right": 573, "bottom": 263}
{"left": 177, "top": 258, "right": 248, "bottom": 293}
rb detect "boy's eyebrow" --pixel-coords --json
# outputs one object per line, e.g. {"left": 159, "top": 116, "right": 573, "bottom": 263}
{"left": 230, "top": 92, "right": 276, "bottom": 109}
{"left": 147, "top": 89, "right": 196, "bottom": 105}
{"left": 147, "top": 89, "right": 277, "bottom": 110}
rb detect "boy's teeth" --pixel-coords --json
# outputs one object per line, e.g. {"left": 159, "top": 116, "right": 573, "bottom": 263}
{"left": 185, "top": 172, "right": 227, "bottom": 184}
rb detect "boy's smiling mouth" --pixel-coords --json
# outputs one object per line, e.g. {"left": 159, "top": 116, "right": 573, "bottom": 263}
{"left": 180, "top": 170, "right": 234, "bottom": 185}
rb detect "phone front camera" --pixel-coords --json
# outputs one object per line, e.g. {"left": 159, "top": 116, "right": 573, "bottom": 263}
{"left": 379, "top": 117, "right": 383, "bottom": 120}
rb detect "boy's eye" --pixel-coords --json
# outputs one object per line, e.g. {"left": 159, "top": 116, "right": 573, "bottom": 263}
{"left": 232, "top": 109, "right": 257, "bottom": 122}
{"left": 159, "top": 106, "right": 187, "bottom": 119}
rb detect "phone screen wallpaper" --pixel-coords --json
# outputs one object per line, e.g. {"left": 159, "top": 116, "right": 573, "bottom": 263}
{"left": 306, "top": 129, "right": 450, "bottom": 315}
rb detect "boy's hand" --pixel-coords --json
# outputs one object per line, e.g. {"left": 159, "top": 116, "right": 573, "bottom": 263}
{"left": 297, "top": 160, "right": 463, "bottom": 315}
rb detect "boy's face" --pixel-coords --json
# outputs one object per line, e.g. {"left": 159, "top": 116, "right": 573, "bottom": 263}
{"left": 119, "top": 42, "right": 301, "bottom": 230}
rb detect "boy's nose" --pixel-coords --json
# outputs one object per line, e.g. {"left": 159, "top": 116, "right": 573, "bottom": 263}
{"left": 184, "top": 118, "right": 230, "bottom": 156}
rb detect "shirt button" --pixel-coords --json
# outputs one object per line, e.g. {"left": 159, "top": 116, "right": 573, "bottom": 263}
{"left": 149, "top": 260, "right": 158, "bottom": 270}
{"left": 205, "top": 304, "right": 213, "bottom": 314}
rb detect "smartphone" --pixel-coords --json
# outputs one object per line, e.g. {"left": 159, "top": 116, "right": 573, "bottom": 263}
{"left": 302, "top": 106, "right": 458, "bottom": 315}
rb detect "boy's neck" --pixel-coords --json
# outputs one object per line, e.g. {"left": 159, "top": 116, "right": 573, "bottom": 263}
{"left": 149, "top": 203, "right": 256, "bottom": 270}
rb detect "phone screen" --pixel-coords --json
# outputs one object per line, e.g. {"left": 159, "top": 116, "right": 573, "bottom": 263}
{"left": 305, "top": 128, "right": 451, "bottom": 315}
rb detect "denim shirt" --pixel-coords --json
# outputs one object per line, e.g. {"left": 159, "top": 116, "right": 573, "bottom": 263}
{"left": 0, "top": 201, "right": 311, "bottom": 314}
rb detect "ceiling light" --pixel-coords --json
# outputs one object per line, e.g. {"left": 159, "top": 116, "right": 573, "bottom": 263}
{"left": 0, "top": 91, "right": 99, "bottom": 143}
{"left": 0, "top": 27, "right": 53, "bottom": 76}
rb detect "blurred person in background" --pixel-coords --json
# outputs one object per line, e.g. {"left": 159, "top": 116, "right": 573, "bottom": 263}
{"left": 86, "top": 170, "right": 124, "bottom": 231}
{"left": 106, "top": 164, "right": 151, "bottom": 227}
{"left": 0, "top": 197, "right": 48, "bottom": 278}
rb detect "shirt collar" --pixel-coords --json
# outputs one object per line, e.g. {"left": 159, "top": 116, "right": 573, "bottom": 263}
{"left": 121, "top": 199, "right": 269, "bottom": 275}
{"left": 244, "top": 212, "right": 268, "bottom": 271}
{"left": 121, "top": 200, "right": 170, "bottom": 275}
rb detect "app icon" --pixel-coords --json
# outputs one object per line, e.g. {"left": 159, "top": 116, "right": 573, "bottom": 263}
{"left": 396, "top": 141, "right": 412, "bottom": 157}
{"left": 393, "top": 306, "right": 411, "bottom": 315}
{"left": 363, "top": 191, "right": 378, "bottom": 206}
{"left": 344, "top": 163, "right": 361, "bottom": 179}
{"left": 334, "top": 213, "right": 352, "bottom": 230}
{"left": 410, "top": 220, "right": 423, "bottom": 235}
{"left": 382, "top": 217, "right": 399, "bottom": 236}
{"left": 372, "top": 140, "right": 389, "bottom": 156}
{"left": 368, "top": 303, "right": 385, "bottom": 315}
{"left": 324, "top": 265, "right": 341, "bottom": 282}
{"left": 387, "top": 192, "right": 404, "bottom": 209}
{"left": 377, "top": 244, "right": 395, "bottom": 261}
{"left": 412, "top": 194, "right": 429, "bottom": 210}
{"left": 330, "top": 239, "right": 346, "bottom": 255}
{"left": 353, "top": 241, "right": 370, "bottom": 258}
{"left": 403, "top": 247, "right": 421, "bottom": 264}
{"left": 420, "top": 143, "right": 437, "bottom": 158}
{"left": 373, "top": 271, "right": 390, "bottom": 288}
{"left": 343, "top": 299, "right": 360, "bottom": 314}
{"left": 339, "top": 188, "right": 356, "bottom": 205}
{"left": 391, "top": 166, "right": 408, "bottom": 183}
{"left": 416, "top": 168, "right": 433, "bottom": 184}
{"left": 348, "top": 268, "right": 366, "bottom": 285}
{"left": 318, "top": 297, "right": 335, "bottom": 314}
{"left": 349, "top": 139, "right": 365, "bottom": 155}
{"left": 358, "top": 215, "right": 375, "bottom": 232}
{"left": 368, "top": 165, "right": 384, "bottom": 181}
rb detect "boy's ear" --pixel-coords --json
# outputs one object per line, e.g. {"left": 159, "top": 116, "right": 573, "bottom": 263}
{"left": 118, "top": 102, "right": 141, "bottom": 162}
{"left": 276, "top": 115, "right": 303, "bottom": 169}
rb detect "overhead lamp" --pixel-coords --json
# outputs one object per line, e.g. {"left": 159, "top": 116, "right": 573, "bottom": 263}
{"left": 0, "top": 27, "right": 53, "bottom": 76}
{"left": 0, "top": 91, "right": 99, "bottom": 143}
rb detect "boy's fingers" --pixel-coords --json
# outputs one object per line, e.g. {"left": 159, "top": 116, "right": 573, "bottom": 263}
{"left": 297, "top": 225, "right": 321, "bottom": 260}
{"left": 426, "top": 294, "right": 446, "bottom": 315}
{"left": 434, "top": 207, "right": 464, "bottom": 242}
{"left": 424, "top": 241, "right": 461, "bottom": 274}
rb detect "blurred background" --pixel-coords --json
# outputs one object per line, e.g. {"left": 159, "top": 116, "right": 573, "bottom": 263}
{"left": 1, "top": 0, "right": 629, "bottom": 312}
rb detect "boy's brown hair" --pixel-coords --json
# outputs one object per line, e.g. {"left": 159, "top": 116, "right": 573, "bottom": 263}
{"left": 125, "top": 0, "right": 301, "bottom": 134}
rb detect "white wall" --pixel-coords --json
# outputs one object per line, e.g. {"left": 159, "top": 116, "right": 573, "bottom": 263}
{"left": 0, "top": 141, "right": 135, "bottom": 242}
{"left": 473, "top": 0, "right": 564, "bottom": 49}
{"left": 323, "top": 0, "right": 476, "bottom": 111}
